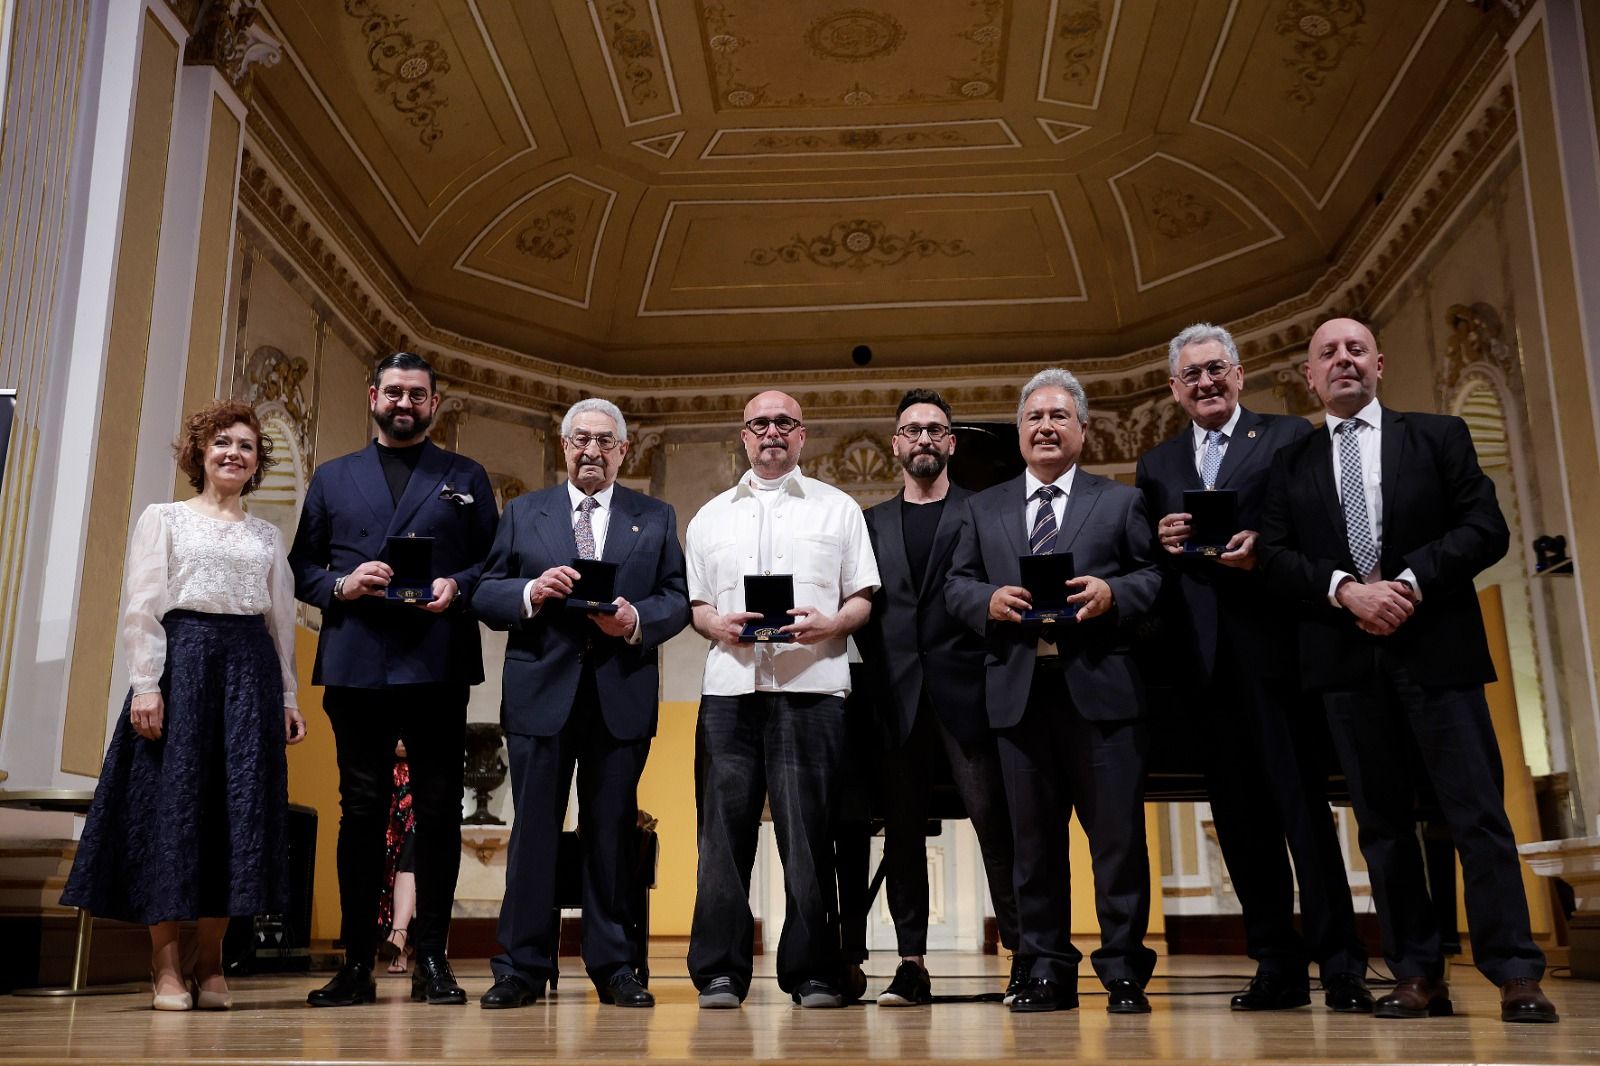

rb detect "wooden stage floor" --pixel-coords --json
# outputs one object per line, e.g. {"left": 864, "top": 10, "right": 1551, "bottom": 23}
{"left": 3, "top": 952, "right": 1594, "bottom": 1065}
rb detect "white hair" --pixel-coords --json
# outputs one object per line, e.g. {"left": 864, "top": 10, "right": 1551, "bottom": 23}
{"left": 1167, "top": 322, "right": 1242, "bottom": 378}
{"left": 560, "top": 397, "right": 628, "bottom": 441}
{"left": 1017, "top": 367, "right": 1088, "bottom": 426}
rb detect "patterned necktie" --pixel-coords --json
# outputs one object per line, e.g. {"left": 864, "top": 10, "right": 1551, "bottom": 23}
{"left": 1200, "top": 429, "right": 1225, "bottom": 489}
{"left": 1338, "top": 420, "right": 1378, "bottom": 576}
{"left": 1029, "top": 485, "right": 1062, "bottom": 555}
{"left": 575, "top": 495, "right": 600, "bottom": 560}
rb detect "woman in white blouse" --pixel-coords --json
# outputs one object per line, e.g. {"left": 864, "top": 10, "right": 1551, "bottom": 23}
{"left": 61, "top": 400, "right": 306, "bottom": 1011}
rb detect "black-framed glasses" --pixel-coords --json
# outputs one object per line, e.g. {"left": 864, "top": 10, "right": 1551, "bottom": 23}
{"left": 566, "top": 432, "right": 621, "bottom": 452}
{"left": 1176, "top": 360, "right": 1235, "bottom": 386}
{"left": 895, "top": 424, "right": 951, "bottom": 442}
{"left": 744, "top": 415, "right": 803, "bottom": 435}
{"left": 380, "top": 386, "right": 433, "bottom": 405}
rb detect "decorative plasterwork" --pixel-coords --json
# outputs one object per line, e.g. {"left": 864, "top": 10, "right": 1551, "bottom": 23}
{"left": 809, "top": 432, "right": 897, "bottom": 488}
{"left": 1275, "top": 0, "right": 1367, "bottom": 111}
{"left": 340, "top": 0, "right": 451, "bottom": 150}
{"left": 588, "top": 0, "right": 682, "bottom": 127}
{"left": 1037, "top": 0, "right": 1120, "bottom": 110}
{"left": 701, "top": 119, "right": 1020, "bottom": 159}
{"left": 631, "top": 130, "right": 686, "bottom": 159}
{"left": 637, "top": 191, "right": 1087, "bottom": 316}
{"left": 698, "top": 0, "right": 1008, "bottom": 110}
{"left": 1037, "top": 117, "right": 1090, "bottom": 144}
{"left": 183, "top": 0, "right": 282, "bottom": 91}
{"left": 453, "top": 174, "right": 619, "bottom": 309}
{"left": 1107, "top": 152, "right": 1285, "bottom": 291}
{"left": 1439, "top": 300, "right": 1521, "bottom": 411}
{"left": 747, "top": 219, "right": 973, "bottom": 271}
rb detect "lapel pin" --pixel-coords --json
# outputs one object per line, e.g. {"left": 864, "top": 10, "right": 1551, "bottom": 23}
{"left": 632, "top": 525, "right": 640, "bottom": 532}
{"left": 1247, "top": 429, "right": 1257, "bottom": 439}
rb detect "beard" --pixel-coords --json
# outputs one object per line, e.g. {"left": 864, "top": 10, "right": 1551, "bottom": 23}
{"left": 375, "top": 405, "right": 433, "bottom": 443}
{"left": 901, "top": 448, "right": 948, "bottom": 479}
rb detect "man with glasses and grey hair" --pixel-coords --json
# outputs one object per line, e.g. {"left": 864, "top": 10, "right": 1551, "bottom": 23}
{"left": 946, "top": 369, "right": 1162, "bottom": 1015}
{"left": 685, "top": 390, "right": 880, "bottom": 1009}
{"left": 471, "top": 397, "right": 689, "bottom": 1010}
{"left": 1135, "top": 323, "right": 1370, "bottom": 1013}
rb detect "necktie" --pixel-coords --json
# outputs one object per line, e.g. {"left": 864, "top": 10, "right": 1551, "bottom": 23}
{"left": 1338, "top": 420, "right": 1378, "bottom": 576}
{"left": 1029, "top": 485, "right": 1061, "bottom": 555}
{"left": 575, "top": 495, "right": 599, "bottom": 560}
{"left": 1200, "top": 429, "right": 1225, "bottom": 489}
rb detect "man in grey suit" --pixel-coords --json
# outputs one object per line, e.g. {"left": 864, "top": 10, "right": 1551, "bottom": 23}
{"left": 470, "top": 398, "right": 689, "bottom": 1009}
{"left": 947, "top": 368, "right": 1163, "bottom": 1015}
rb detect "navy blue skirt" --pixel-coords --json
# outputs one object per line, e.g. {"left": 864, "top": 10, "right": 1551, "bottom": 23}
{"left": 60, "top": 609, "right": 290, "bottom": 925}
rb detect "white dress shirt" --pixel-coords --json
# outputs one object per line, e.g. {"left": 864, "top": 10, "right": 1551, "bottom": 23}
{"left": 522, "top": 481, "right": 640, "bottom": 641}
{"left": 1023, "top": 466, "right": 1076, "bottom": 657}
{"left": 1190, "top": 403, "right": 1243, "bottom": 482}
{"left": 686, "top": 467, "right": 880, "bottom": 697}
{"left": 1325, "top": 398, "right": 1419, "bottom": 602}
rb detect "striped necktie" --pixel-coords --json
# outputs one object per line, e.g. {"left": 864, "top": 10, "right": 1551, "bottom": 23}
{"left": 1029, "top": 485, "right": 1062, "bottom": 555}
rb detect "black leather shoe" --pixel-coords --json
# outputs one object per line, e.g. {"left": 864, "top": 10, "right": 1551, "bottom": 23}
{"left": 1323, "top": 972, "right": 1375, "bottom": 1013}
{"left": 1009, "top": 978, "right": 1077, "bottom": 1013}
{"left": 410, "top": 953, "right": 467, "bottom": 1005}
{"left": 840, "top": 962, "right": 868, "bottom": 1003}
{"left": 1105, "top": 978, "right": 1151, "bottom": 1014}
{"left": 1231, "top": 972, "right": 1311, "bottom": 1011}
{"left": 479, "top": 974, "right": 540, "bottom": 1009}
{"left": 1004, "top": 955, "right": 1032, "bottom": 1005}
{"left": 307, "top": 962, "right": 376, "bottom": 1007}
{"left": 598, "top": 971, "right": 654, "bottom": 1008}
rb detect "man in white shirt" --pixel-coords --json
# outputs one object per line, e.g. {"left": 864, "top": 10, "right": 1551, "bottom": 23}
{"left": 470, "top": 398, "right": 689, "bottom": 1010}
{"left": 685, "top": 390, "right": 880, "bottom": 1009}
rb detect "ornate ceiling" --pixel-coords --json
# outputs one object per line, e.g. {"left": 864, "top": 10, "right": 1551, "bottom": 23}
{"left": 248, "top": 0, "right": 1507, "bottom": 375}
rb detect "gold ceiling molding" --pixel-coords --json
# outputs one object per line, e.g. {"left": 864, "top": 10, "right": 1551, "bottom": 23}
{"left": 589, "top": 0, "right": 681, "bottom": 126}
{"left": 340, "top": 0, "right": 451, "bottom": 151}
{"left": 632, "top": 130, "right": 686, "bottom": 159}
{"left": 1038, "top": 0, "right": 1118, "bottom": 109}
{"left": 701, "top": 118, "right": 1020, "bottom": 159}
{"left": 746, "top": 218, "right": 974, "bottom": 271}
{"left": 1275, "top": 0, "right": 1368, "bottom": 111}
{"left": 453, "top": 173, "right": 619, "bottom": 308}
{"left": 1036, "top": 116, "right": 1090, "bottom": 144}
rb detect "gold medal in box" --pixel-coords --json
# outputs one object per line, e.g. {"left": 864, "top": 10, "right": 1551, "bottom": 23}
{"left": 740, "top": 574, "right": 796, "bottom": 643}
{"left": 384, "top": 535, "right": 436, "bottom": 603}
{"left": 1183, "top": 489, "right": 1239, "bottom": 557}
{"left": 1018, "top": 551, "right": 1077, "bottom": 623}
{"left": 563, "top": 558, "right": 620, "bottom": 615}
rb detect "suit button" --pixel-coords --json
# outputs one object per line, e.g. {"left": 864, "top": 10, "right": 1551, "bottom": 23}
{"left": 359, "top": 529, "right": 368, "bottom": 537}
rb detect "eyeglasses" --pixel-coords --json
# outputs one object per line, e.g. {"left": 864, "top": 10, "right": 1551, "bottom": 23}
{"left": 566, "top": 433, "right": 620, "bottom": 452}
{"left": 380, "top": 386, "right": 433, "bottom": 405}
{"left": 895, "top": 424, "right": 951, "bottom": 442}
{"left": 744, "top": 415, "right": 803, "bottom": 435}
{"left": 1176, "top": 360, "right": 1235, "bottom": 386}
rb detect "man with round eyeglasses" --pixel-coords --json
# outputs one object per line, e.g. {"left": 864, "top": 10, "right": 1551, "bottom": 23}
{"left": 685, "top": 390, "right": 881, "bottom": 1009}
{"left": 290, "top": 351, "right": 499, "bottom": 1008}
{"left": 855, "top": 388, "right": 1023, "bottom": 1007}
{"left": 1135, "top": 323, "right": 1369, "bottom": 1014}
{"left": 471, "top": 397, "right": 689, "bottom": 1010}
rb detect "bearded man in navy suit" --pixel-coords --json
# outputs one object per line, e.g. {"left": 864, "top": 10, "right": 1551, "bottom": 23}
{"left": 471, "top": 398, "right": 689, "bottom": 1010}
{"left": 290, "top": 351, "right": 499, "bottom": 1008}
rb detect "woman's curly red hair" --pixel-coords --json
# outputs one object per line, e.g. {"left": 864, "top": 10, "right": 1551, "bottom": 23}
{"left": 173, "top": 400, "right": 275, "bottom": 495}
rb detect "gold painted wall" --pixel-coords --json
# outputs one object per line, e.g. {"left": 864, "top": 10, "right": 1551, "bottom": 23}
{"left": 60, "top": 10, "right": 179, "bottom": 775}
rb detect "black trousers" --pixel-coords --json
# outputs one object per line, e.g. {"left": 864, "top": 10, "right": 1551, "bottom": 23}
{"left": 1199, "top": 646, "right": 1365, "bottom": 981}
{"left": 323, "top": 683, "right": 467, "bottom": 964}
{"left": 997, "top": 666, "right": 1156, "bottom": 988}
{"left": 492, "top": 667, "right": 649, "bottom": 990}
{"left": 1322, "top": 654, "right": 1544, "bottom": 985}
{"left": 689, "top": 692, "right": 846, "bottom": 997}
{"left": 881, "top": 696, "right": 1019, "bottom": 957}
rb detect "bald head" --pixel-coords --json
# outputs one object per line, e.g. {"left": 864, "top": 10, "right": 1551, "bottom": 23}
{"left": 741, "top": 390, "right": 806, "bottom": 478}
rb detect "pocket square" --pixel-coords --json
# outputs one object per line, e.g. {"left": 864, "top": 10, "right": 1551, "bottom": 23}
{"left": 438, "top": 483, "right": 474, "bottom": 505}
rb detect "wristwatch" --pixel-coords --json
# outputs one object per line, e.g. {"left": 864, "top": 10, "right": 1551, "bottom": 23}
{"left": 333, "top": 575, "right": 348, "bottom": 600}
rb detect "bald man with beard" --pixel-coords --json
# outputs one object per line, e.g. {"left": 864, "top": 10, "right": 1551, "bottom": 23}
{"left": 684, "top": 391, "right": 881, "bottom": 1009}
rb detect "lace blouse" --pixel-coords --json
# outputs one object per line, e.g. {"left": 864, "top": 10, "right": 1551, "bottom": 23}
{"left": 122, "top": 501, "right": 298, "bottom": 707}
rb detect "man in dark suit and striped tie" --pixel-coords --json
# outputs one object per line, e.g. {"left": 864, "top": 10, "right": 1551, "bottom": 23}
{"left": 946, "top": 369, "right": 1163, "bottom": 1014}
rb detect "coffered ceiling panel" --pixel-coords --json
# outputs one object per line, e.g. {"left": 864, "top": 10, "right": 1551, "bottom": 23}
{"left": 247, "top": 0, "right": 1507, "bottom": 374}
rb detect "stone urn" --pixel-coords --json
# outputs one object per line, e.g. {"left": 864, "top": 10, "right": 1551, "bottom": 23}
{"left": 462, "top": 723, "right": 508, "bottom": 825}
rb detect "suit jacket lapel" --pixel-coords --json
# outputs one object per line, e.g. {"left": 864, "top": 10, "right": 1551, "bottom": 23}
{"left": 1213, "top": 408, "right": 1261, "bottom": 489}
{"left": 920, "top": 486, "right": 969, "bottom": 603}
{"left": 387, "top": 440, "right": 450, "bottom": 537}
{"left": 601, "top": 487, "right": 641, "bottom": 568}
{"left": 1002, "top": 475, "right": 1030, "bottom": 558}
{"left": 354, "top": 442, "right": 397, "bottom": 528}
{"left": 876, "top": 492, "right": 917, "bottom": 607}
{"left": 537, "top": 485, "right": 581, "bottom": 563}
{"left": 1380, "top": 408, "right": 1405, "bottom": 554}
{"left": 1058, "top": 470, "right": 1103, "bottom": 551}
{"left": 1162, "top": 429, "right": 1205, "bottom": 492}
{"left": 1310, "top": 427, "right": 1349, "bottom": 546}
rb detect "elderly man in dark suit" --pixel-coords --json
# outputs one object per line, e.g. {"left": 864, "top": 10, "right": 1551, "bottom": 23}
{"left": 470, "top": 397, "right": 689, "bottom": 1010}
{"left": 857, "top": 388, "right": 1022, "bottom": 1007}
{"left": 946, "top": 368, "right": 1162, "bottom": 1015}
{"left": 1258, "top": 316, "right": 1557, "bottom": 1024}
{"left": 290, "top": 351, "right": 499, "bottom": 1007}
{"left": 1135, "top": 323, "right": 1369, "bottom": 1012}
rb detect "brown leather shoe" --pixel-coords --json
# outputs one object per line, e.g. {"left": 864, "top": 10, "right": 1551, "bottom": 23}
{"left": 1373, "top": 976, "right": 1452, "bottom": 1019}
{"left": 1500, "top": 978, "right": 1559, "bottom": 1023}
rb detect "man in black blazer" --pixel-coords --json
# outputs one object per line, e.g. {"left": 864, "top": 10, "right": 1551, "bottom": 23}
{"left": 470, "top": 398, "right": 689, "bottom": 1010}
{"left": 1258, "top": 317, "right": 1557, "bottom": 1024}
{"left": 1135, "top": 323, "right": 1369, "bottom": 1012}
{"left": 290, "top": 352, "right": 499, "bottom": 1007}
{"left": 946, "top": 369, "right": 1162, "bottom": 1014}
{"left": 858, "top": 389, "right": 1020, "bottom": 1007}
